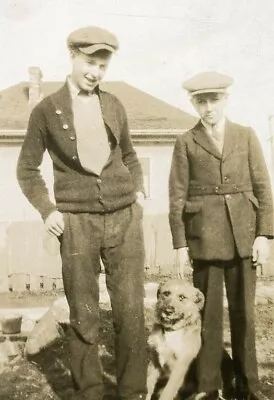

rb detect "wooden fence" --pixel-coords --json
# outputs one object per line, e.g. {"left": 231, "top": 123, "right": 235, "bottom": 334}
{"left": 0, "top": 214, "right": 273, "bottom": 292}
{"left": 0, "top": 214, "right": 177, "bottom": 292}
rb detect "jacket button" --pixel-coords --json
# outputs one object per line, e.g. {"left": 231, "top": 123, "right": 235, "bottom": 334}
{"left": 225, "top": 194, "right": 231, "bottom": 200}
{"left": 63, "top": 124, "right": 69, "bottom": 130}
{"left": 70, "top": 136, "right": 76, "bottom": 141}
{"left": 97, "top": 178, "right": 102, "bottom": 184}
{"left": 224, "top": 176, "right": 229, "bottom": 182}
{"left": 72, "top": 155, "right": 77, "bottom": 161}
{"left": 215, "top": 186, "right": 219, "bottom": 193}
{"left": 55, "top": 109, "right": 62, "bottom": 115}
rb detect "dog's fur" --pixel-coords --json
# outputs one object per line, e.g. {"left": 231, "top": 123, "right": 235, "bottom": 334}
{"left": 146, "top": 279, "right": 205, "bottom": 400}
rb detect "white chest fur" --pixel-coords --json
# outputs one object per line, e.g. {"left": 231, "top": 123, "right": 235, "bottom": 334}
{"left": 150, "top": 327, "right": 201, "bottom": 370}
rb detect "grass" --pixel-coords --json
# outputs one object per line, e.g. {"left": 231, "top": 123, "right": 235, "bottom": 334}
{"left": 0, "top": 274, "right": 273, "bottom": 399}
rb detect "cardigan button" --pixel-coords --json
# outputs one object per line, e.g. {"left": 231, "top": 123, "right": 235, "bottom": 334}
{"left": 63, "top": 124, "right": 69, "bottom": 130}
{"left": 70, "top": 136, "right": 76, "bottom": 141}
{"left": 72, "top": 155, "right": 77, "bottom": 161}
{"left": 55, "top": 109, "right": 62, "bottom": 115}
{"left": 225, "top": 194, "right": 232, "bottom": 200}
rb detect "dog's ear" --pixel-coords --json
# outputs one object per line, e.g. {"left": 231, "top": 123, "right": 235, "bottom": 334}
{"left": 156, "top": 282, "right": 165, "bottom": 298}
{"left": 195, "top": 289, "right": 205, "bottom": 311}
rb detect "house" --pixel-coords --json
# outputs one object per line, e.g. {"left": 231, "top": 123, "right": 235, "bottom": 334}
{"left": 0, "top": 67, "right": 197, "bottom": 216}
{"left": 0, "top": 67, "right": 198, "bottom": 291}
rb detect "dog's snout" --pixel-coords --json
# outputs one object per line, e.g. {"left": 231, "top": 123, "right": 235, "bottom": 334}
{"left": 165, "top": 306, "right": 175, "bottom": 315}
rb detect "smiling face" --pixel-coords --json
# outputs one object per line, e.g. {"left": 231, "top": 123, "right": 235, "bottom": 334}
{"left": 156, "top": 279, "right": 204, "bottom": 329}
{"left": 69, "top": 49, "right": 112, "bottom": 92}
{"left": 191, "top": 92, "right": 228, "bottom": 126}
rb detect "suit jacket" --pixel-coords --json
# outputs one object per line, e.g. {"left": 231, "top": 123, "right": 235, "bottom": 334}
{"left": 169, "top": 119, "right": 273, "bottom": 260}
{"left": 17, "top": 83, "right": 144, "bottom": 220}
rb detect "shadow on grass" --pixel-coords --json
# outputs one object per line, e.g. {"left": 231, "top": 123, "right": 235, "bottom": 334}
{"left": 28, "top": 308, "right": 117, "bottom": 400}
{"left": 1, "top": 304, "right": 273, "bottom": 400}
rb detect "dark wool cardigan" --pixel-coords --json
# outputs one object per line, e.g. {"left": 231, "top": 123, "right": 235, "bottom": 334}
{"left": 17, "top": 83, "right": 144, "bottom": 220}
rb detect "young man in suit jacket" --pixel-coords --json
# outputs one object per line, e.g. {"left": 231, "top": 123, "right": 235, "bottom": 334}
{"left": 17, "top": 26, "right": 147, "bottom": 400}
{"left": 169, "top": 72, "right": 273, "bottom": 400}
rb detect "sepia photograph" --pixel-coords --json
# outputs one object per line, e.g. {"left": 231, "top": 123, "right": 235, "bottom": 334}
{"left": 0, "top": 1, "right": 273, "bottom": 399}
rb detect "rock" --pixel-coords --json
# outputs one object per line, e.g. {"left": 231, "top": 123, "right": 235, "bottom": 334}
{"left": 25, "top": 297, "right": 69, "bottom": 355}
{"left": 22, "top": 318, "right": 36, "bottom": 333}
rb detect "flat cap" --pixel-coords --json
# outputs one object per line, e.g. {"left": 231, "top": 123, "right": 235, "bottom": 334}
{"left": 67, "top": 26, "right": 119, "bottom": 55}
{"left": 182, "top": 72, "right": 234, "bottom": 96}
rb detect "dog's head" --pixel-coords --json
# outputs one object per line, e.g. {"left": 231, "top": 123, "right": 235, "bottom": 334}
{"left": 155, "top": 279, "right": 204, "bottom": 330}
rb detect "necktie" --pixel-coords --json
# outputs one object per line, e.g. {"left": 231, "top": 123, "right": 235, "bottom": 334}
{"left": 211, "top": 126, "right": 223, "bottom": 153}
{"left": 78, "top": 90, "right": 92, "bottom": 98}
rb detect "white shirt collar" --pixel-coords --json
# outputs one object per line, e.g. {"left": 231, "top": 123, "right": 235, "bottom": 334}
{"left": 201, "top": 117, "right": 226, "bottom": 136}
{"left": 67, "top": 77, "right": 96, "bottom": 99}
{"left": 67, "top": 77, "right": 81, "bottom": 99}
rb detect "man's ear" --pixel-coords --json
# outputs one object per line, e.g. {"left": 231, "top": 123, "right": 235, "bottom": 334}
{"left": 157, "top": 282, "right": 165, "bottom": 298}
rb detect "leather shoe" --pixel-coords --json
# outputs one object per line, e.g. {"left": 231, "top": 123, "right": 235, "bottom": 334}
{"left": 221, "top": 386, "right": 236, "bottom": 399}
{"left": 236, "top": 390, "right": 270, "bottom": 400}
{"left": 195, "top": 391, "right": 219, "bottom": 399}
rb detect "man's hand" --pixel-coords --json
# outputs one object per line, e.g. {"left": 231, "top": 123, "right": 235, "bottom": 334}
{"left": 252, "top": 236, "right": 270, "bottom": 274}
{"left": 45, "top": 211, "right": 65, "bottom": 237}
{"left": 175, "top": 247, "right": 192, "bottom": 279}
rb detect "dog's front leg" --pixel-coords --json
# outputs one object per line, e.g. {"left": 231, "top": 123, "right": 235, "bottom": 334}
{"left": 158, "top": 357, "right": 191, "bottom": 400}
{"left": 146, "top": 361, "right": 161, "bottom": 400}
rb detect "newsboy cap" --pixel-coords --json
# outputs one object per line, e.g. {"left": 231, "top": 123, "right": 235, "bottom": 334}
{"left": 67, "top": 26, "right": 119, "bottom": 55}
{"left": 182, "top": 71, "right": 234, "bottom": 96}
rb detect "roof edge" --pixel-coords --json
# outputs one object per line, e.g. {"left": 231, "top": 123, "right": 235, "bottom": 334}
{"left": 0, "top": 129, "right": 185, "bottom": 144}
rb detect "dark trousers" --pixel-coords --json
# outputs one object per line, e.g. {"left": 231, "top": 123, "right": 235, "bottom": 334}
{"left": 192, "top": 258, "right": 259, "bottom": 393}
{"left": 59, "top": 202, "right": 147, "bottom": 400}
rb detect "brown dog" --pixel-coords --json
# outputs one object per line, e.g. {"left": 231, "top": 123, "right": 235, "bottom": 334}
{"left": 146, "top": 279, "right": 205, "bottom": 400}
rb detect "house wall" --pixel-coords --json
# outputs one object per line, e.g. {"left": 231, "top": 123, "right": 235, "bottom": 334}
{"left": 0, "top": 142, "right": 173, "bottom": 220}
{"left": 136, "top": 143, "right": 173, "bottom": 213}
{"left": 0, "top": 144, "right": 62, "bottom": 292}
{"left": 0, "top": 141, "right": 177, "bottom": 291}
{"left": 0, "top": 139, "right": 273, "bottom": 292}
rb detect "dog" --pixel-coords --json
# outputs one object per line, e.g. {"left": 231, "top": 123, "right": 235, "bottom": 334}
{"left": 146, "top": 279, "right": 205, "bottom": 400}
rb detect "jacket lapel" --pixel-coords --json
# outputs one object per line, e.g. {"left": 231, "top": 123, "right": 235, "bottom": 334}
{"left": 99, "top": 90, "right": 120, "bottom": 142}
{"left": 50, "top": 83, "right": 75, "bottom": 132}
{"left": 192, "top": 121, "right": 222, "bottom": 160}
{"left": 222, "top": 119, "right": 238, "bottom": 161}
{"left": 50, "top": 83, "right": 120, "bottom": 149}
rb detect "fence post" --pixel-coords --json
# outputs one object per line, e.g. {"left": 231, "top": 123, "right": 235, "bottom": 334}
{"left": 0, "top": 222, "right": 9, "bottom": 292}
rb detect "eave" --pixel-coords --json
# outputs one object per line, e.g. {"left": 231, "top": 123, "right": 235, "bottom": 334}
{"left": 0, "top": 129, "right": 185, "bottom": 144}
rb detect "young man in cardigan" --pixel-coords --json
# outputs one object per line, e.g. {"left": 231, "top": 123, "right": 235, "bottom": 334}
{"left": 17, "top": 26, "right": 147, "bottom": 400}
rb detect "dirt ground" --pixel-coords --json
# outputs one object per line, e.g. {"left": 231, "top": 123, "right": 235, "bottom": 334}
{"left": 0, "top": 277, "right": 273, "bottom": 400}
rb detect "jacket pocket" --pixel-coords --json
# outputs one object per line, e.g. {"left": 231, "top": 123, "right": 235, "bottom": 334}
{"left": 183, "top": 201, "right": 203, "bottom": 239}
{"left": 245, "top": 192, "right": 259, "bottom": 208}
{"left": 184, "top": 201, "right": 203, "bottom": 213}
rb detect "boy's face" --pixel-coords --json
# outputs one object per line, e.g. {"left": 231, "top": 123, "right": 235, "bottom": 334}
{"left": 191, "top": 92, "right": 228, "bottom": 125}
{"left": 70, "top": 49, "right": 112, "bottom": 93}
